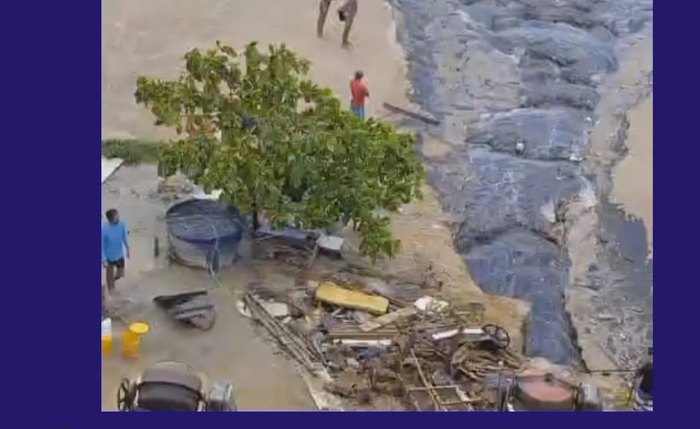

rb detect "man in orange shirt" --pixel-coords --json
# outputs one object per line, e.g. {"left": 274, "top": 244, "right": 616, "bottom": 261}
{"left": 350, "top": 71, "right": 369, "bottom": 120}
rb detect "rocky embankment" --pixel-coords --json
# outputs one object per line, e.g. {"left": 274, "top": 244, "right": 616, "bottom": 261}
{"left": 390, "top": 0, "right": 653, "bottom": 366}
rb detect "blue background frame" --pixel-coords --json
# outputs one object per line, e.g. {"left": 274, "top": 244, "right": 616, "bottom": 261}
{"left": 4, "top": 2, "right": 689, "bottom": 427}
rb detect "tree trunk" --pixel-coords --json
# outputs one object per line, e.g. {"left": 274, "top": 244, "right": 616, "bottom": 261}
{"left": 250, "top": 203, "right": 262, "bottom": 260}
{"left": 252, "top": 203, "right": 260, "bottom": 231}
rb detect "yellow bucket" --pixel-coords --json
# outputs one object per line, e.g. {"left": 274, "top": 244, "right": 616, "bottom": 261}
{"left": 102, "top": 334, "right": 113, "bottom": 356}
{"left": 122, "top": 322, "right": 150, "bottom": 358}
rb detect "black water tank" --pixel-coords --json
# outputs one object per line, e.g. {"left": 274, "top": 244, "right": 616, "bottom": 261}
{"left": 165, "top": 199, "right": 245, "bottom": 270}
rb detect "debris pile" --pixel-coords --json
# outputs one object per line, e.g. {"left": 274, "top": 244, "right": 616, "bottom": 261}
{"left": 239, "top": 276, "right": 526, "bottom": 411}
{"left": 154, "top": 290, "right": 216, "bottom": 330}
{"left": 252, "top": 226, "right": 344, "bottom": 268}
{"left": 157, "top": 174, "right": 194, "bottom": 201}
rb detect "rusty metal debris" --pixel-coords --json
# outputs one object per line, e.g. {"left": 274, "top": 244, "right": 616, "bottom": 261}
{"left": 404, "top": 349, "right": 477, "bottom": 411}
{"left": 243, "top": 277, "right": 526, "bottom": 411}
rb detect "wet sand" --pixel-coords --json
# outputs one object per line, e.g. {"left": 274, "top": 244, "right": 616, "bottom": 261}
{"left": 612, "top": 94, "right": 653, "bottom": 255}
{"left": 101, "top": 165, "right": 316, "bottom": 411}
{"left": 588, "top": 35, "right": 653, "bottom": 258}
{"left": 567, "top": 34, "right": 653, "bottom": 372}
{"left": 101, "top": 267, "right": 318, "bottom": 411}
{"left": 103, "top": 0, "right": 409, "bottom": 139}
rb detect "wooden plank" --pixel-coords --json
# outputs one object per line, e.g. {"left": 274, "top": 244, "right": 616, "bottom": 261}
{"left": 359, "top": 307, "right": 417, "bottom": 332}
{"left": 382, "top": 102, "right": 440, "bottom": 126}
{"left": 245, "top": 293, "right": 321, "bottom": 370}
{"left": 315, "top": 282, "right": 389, "bottom": 315}
{"left": 410, "top": 349, "right": 441, "bottom": 410}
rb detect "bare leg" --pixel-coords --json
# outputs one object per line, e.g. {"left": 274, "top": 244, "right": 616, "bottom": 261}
{"left": 115, "top": 265, "right": 125, "bottom": 281}
{"left": 105, "top": 265, "right": 116, "bottom": 293}
{"left": 317, "top": 0, "right": 331, "bottom": 38}
{"left": 342, "top": 15, "right": 355, "bottom": 48}
{"left": 102, "top": 283, "right": 107, "bottom": 316}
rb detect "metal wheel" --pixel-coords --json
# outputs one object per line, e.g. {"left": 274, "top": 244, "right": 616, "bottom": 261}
{"left": 482, "top": 324, "right": 510, "bottom": 349}
{"left": 117, "top": 378, "right": 136, "bottom": 411}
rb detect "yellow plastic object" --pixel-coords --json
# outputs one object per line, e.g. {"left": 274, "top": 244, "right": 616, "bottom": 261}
{"left": 102, "top": 334, "right": 113, "bottom": 356}
{"left": 130, "top": 322, "right": 150, "bottom": 335}
{"left": 315, "top": 282, "right": 389, "bottom": 315}
{"left": 122, "top": 322, "right": 150, "bottom": 358}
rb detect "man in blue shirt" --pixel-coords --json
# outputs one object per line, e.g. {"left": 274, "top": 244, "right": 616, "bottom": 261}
{"left": 102, "top": 208, "right": 130, "bottom": 293}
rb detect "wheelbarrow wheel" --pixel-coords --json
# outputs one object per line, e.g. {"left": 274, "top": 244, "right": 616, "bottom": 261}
{"left": 117, "top": 378, "right": 137, "bottom": 411}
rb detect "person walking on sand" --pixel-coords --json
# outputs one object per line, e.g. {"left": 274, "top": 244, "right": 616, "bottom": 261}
{"left": 338, "top": 0, "right": 358, "bottom": 48}
{"left": 102, "top": 208, "right": 130, "bottom": 294}
{"left": 316, "top": 0, "right": 333, "bottom": 38}
{"left": 350, "top": 70, "right": 370, "bottom": 119}
{"left": 318, "top": 0, "right": 357, "bottom": 48}
{"left": 317, "top": 0, "right": 334, "bottom": 38}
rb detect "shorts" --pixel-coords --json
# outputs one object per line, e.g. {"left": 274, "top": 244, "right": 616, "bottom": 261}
{"left": 106, "top": 258, "right": 125, "bottom": 268}
{"left": 351, "top": 104, "right": 365, "bottom": 120}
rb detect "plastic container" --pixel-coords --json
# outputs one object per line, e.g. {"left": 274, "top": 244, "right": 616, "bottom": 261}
{"left": 122, "top": 322, "right": 150, "bottom": 358}
{"left": 102, "top": 318, "right": 113, "bottom": 356}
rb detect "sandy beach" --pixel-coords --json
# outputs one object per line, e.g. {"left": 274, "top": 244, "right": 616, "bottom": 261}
{"left": 103, "top": 0, "right": 409, "bottom": 140}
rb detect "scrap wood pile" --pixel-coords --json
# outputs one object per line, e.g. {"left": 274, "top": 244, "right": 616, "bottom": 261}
{"left": 251, "top": 225, "right": 343, "bottom": 268}
{"left": 240, "top": 274, "right": 524, "bottom": 410}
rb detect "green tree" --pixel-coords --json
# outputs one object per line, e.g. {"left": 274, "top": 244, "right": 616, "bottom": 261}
{"left": 135, "top": 41, "right": 424, "bottom": 260}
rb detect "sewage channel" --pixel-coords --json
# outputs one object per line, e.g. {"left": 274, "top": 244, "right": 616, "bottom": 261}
{"left": 391, "top": 0, "right": 653, "bottom": 366}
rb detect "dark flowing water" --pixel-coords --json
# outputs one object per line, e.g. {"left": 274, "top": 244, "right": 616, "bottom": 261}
{"left": 391, "top": 0, "right": 653, "bottom": 365}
